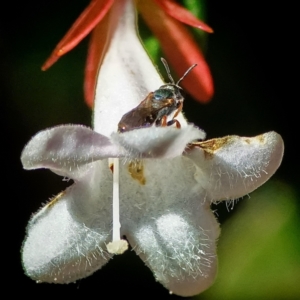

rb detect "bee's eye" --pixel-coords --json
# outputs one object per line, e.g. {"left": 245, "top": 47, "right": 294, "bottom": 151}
{"left": 153, "top": 89, "right": 173, "bottom": 100}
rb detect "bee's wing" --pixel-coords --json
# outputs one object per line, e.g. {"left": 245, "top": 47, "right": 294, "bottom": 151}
{"left": 118, "top": 93, "right": 174, "bottom": 132}
{"left": 140, "top": 92, "right": 174, "bottom": 113}
{"left": 118, "top": 107, "right": 152, "bottom": 132}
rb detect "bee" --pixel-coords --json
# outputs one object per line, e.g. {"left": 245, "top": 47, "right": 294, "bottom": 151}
{"left": 118, "top": 58, "right": 197, "bottom": 133}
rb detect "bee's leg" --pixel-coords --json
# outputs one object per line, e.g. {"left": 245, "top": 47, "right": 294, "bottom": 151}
{"left": 166, "top": 102, "right": 182, "bottom": 128}
{"left": 173, "top": 102, "right": 183, "bottom": 118}
{"left": 160, "top": 116, "right": 180, "bottom": 128}
{"left": 167, "top": 119, "right": 181, "bottom": 129}
{"left": 160, "top": 115, "right": 168, "bottom": 126}
{"left": 165, "top": 102, "right": 183, "bottom": 128}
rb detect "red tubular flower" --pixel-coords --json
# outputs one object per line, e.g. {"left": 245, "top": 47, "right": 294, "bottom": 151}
{"left": 42, "top": 0, "right": 214, "bottom": 108}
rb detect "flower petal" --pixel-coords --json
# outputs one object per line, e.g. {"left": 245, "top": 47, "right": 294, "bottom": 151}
{"left": 186, "top": 132, "right": 284, "bottom": 201}
{"left": 93, "top": 0, "right": 188, "bottom": 136}
{"left": 21, "top": 125, "right": 122, "bottom": 178}
{"left": 138, "top": 0, "right": 213, "bottom": 103}
{"left": 127, "top": 212, "right": 219, "bottom": 296}
{"left": 154, "top": 0, "right": 213, "bottom": 33}
{"left": 42, "top": 0, "right": 114, "bottom": 70}
{"left": 116, "top": 157, "right": 219, "bottom": 296}
{"left": 111, "top": 125, "right": 205, "bottom": 159}
{"left": 22, "top": 161, "right": 113, "bottom": 283}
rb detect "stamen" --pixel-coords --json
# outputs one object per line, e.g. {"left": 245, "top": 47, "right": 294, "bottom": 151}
{"left": 106, "top": 158, "right": 128, "bottom": 254}
{"left": 112, "top": 157, "right": 120, "bottom": 241}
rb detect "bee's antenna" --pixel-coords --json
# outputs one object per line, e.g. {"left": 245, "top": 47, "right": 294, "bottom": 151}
{"left": 161, "top": 58, "right": 175, "bottom": 84}
{"left": 176, "top": 63, "right": 197, "bottom": 86}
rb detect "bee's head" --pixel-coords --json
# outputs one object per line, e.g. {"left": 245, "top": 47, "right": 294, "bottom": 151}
{"left": 153, "top": 84, "right": 185, "bottom": 103}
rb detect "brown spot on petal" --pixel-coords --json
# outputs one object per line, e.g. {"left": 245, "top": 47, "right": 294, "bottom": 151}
{"left": 188, "top": 136, "right": 233, "bottom": 159}
{"left": 243, "top": 134, "right": 265, "bottom": 145}
{"left": 256, "top": 134, "right": 265, "bottom": 143}
{"left": 109, "top": 163, "right": 114, "bottom": 173}
{"left": 128, "top": 161, "right": 146, "bottom": 185}
{"left": 46, "top": 191, "right": 66, "bottom": 208}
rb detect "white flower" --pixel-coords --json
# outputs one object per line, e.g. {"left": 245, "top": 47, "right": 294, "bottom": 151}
{"left": 21, "top": 0, "right": 284, "bottom": 297}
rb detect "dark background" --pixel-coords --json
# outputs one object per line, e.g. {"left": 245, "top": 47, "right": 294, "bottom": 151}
{"left": 2, "top": 0, "right": 297, "bottom": 298}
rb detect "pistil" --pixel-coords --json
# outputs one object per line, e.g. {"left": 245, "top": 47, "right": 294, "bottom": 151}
{"left": 106, "top": 158, "right": 128, "bottom": 254}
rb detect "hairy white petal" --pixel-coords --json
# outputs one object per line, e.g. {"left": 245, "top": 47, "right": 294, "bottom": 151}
{"left": 127, "top": 212, "right": 218, "bottom": 296}
{"left": 93, "top": 0, "right": 187, "bottom": 136}
{"left": 117, "top": 157, "right": 219, "bottom": 296}
{"left": 22, "top": 161, "right": 113, "bottom": 283}
{"left": 187, "top": 131, "right": 284, "bottom": 201}
{"left": 21, "top": 125, "right": 122, "bottom": 178}
{"left": 111, "top": 125, "right": 205, "bottom": 158}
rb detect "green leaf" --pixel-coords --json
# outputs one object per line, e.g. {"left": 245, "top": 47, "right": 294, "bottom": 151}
{"left": 198, "top": 180, "right": 300, "bottom": 300}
